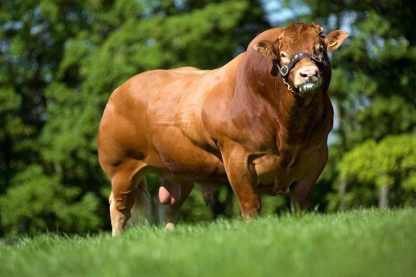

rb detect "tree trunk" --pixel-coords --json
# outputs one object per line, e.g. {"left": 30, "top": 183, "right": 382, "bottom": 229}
{"left": 378, "top": 185, "right": 389, "bottom": 208}
{"left": 338, "top": 179, "right": 348, "bottom": 211}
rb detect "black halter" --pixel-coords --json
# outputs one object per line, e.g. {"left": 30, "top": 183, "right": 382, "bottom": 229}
{"left": 271, "top": 51, "right": 329, "bottom": 78}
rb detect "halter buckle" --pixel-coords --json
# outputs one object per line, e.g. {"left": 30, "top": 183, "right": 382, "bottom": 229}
{"left": 280, "top": 65, "right": 289, "bottom": 76}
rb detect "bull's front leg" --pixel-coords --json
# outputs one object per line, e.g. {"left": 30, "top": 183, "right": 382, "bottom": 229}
{"left": 220, "top": 140, "right": 261, "bottom": 219}
{"left": 290, "top": 144, "right": 328, "bottom": 211}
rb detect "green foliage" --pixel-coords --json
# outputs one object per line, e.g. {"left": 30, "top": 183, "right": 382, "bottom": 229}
{"left": 340, "top": 134, "right": 416, "bottom": 188}
{"left": 335, "top": 133, "right": 416, "bottom": 208}
{"left": 0, "top": 165, "right": 100, "bottom": 236}
{"left": 1, "top": 209, "right": 415, "bottom": 276}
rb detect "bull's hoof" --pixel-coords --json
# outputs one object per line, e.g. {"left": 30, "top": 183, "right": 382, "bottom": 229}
{"left": 166, "top": 222, "right": 175, "bottom": 231}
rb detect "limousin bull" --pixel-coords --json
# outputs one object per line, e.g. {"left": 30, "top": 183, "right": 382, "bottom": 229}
{"left": 98, "top": 22, "right": 348, "bottom": 236}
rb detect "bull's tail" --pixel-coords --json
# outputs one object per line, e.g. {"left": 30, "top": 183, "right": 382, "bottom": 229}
{"left": 128, "top": 180, "right": 152, "bottom": 227}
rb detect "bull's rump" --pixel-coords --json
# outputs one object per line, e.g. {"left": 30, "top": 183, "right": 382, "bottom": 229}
{"left": 98, "top": 67, "right": 228, "bottom": 178}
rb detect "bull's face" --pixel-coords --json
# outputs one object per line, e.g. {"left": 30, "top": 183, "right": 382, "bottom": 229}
{"left": 254, "top": 23, "right": 348, "bottom": 96}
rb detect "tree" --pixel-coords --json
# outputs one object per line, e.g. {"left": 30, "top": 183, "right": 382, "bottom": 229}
{"left": 338, "top": 134, "right": 416, "bottom": 208}
{"left": 0, "top": 0, "right": 105, "bottom": 236}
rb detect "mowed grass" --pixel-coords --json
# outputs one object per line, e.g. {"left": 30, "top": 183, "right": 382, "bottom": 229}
{"left": 1, "top": 209, "right": 415, "bottom": 277}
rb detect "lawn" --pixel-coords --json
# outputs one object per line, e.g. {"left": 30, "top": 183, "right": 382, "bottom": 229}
{"left": 1, "top": 209, "right": 415, "bottom": 277}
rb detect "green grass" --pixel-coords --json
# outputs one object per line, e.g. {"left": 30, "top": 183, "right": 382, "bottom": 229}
{"left": 1, "top": 209, "right": 415, "bottom": 277}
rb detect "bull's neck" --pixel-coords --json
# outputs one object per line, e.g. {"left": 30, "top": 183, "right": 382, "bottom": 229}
{"left": 233, "top": 52, "right": 332, "bottom": 147}
{"left": 274, "top": 87, "right": 332, "bottom": 147}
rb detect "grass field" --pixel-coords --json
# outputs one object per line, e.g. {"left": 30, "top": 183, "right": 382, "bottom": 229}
{"left": 1, "top": 209, "right": 415, "bottom": 277}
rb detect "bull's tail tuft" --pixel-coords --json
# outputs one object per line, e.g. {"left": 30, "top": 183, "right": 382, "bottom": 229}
{"left": 128, "top": 182, "right": 152, "bottom": 227}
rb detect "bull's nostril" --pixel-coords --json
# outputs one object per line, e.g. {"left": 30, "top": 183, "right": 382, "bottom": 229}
{"left": 314, "top": 70, "right": 319, "bottom": 76}
{"left": 300, "top": 72, "right": 308, "bottom": 78}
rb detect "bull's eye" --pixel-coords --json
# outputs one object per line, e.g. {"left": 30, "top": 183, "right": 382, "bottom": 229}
{"left": 315, "top": 44, "right": 323, "bottom": 56}
{"left": 280, "top": 51, "right": 290, "bottom": 63}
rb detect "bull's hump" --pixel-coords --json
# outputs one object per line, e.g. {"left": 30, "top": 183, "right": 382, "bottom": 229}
{"left": 170, "top": 66, "right": 206, "bottom": 75}
{"left": 247, "top": 27, "right": 284, "bottom": 49}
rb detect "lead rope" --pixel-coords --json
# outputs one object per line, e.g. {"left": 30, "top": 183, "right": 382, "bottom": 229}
{"left": 272, "top": 58, "right": 299, "bottom": 96}
{"left": 274, "top": 61, "right": 299, "bottom": 97}
{"left": 282, "top": 77, "right": 297, "bottom": 95}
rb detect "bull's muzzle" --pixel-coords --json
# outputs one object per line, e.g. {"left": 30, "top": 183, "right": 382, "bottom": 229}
{"left": 294, "top": 65, "right": 322, "bottom": 93}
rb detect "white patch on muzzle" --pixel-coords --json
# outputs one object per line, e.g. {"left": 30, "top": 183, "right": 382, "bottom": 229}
{"left": 297, "top": 79, "right": 322, "bottom": 93}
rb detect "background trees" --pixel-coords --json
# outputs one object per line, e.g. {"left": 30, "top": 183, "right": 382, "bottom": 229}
{"left": 0, "top": 0, "right": 414, "bottom": 236}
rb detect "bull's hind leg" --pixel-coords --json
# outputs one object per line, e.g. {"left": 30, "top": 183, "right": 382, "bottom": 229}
{"left": 158, "top": 177, "right": 193, "bottom": 230}
{"left": 109, "top": 159, "right": 147, "bottom": 236}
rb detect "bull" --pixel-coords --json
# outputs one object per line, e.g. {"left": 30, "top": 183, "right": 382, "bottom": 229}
{"left": 97, "top": 22, "right": 348, "bottom": 236}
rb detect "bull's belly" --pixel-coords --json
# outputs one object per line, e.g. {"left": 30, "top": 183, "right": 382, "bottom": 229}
{"left": 147, "top": 150, "right": 226, "bottom": 179}
{"left": 135, "top": 123, "right": 317, "bottom": 192}
{"left": 144, "top": 126, "right": 225, "bottom": 178}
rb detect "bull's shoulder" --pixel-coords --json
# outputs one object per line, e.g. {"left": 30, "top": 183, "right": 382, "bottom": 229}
{"left": 201, "top": 53, "right": 278, "bottom": 145}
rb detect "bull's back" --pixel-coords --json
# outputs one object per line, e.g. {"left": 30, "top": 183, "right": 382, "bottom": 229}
{"left": 98, "top": 65, "right": 234, "bottom": 178}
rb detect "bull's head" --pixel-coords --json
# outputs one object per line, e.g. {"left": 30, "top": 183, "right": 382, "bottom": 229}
{"left": 254, "top": 23, "right": 348, "bottom": 96}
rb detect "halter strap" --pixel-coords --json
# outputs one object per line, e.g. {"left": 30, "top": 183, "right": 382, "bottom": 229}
{"left": 272, "top": 51, "right": 328, "bottom": 78}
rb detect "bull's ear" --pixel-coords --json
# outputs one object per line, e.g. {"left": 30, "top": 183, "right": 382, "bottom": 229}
{"left": 253, "top": 40, "right": 277, "bottom": 59}
{"left": 324, "top": 30, "right": 349, "bottom": 51}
